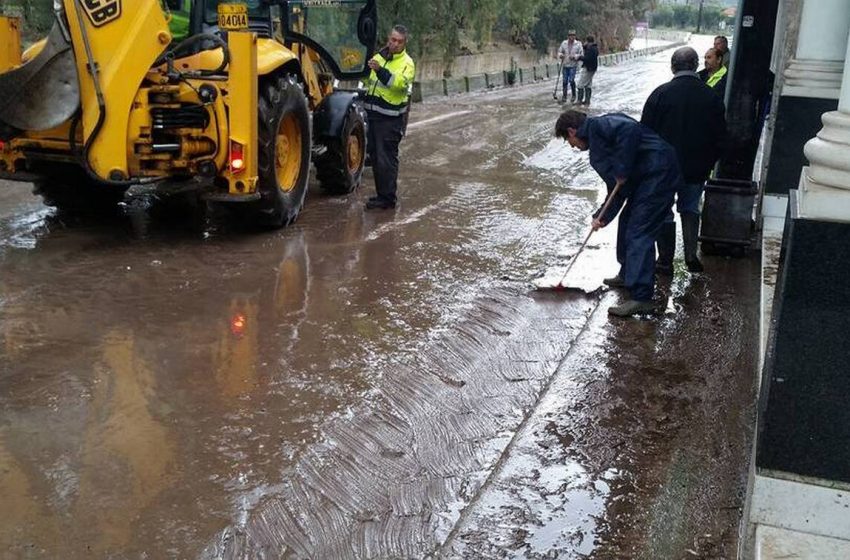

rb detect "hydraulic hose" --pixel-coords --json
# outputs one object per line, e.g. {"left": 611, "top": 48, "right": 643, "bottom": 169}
{"left": 69, "top": 4, "right": 229, "bottom": 185}
{"left": 70, "top": 0, "right": 163, "bottom": 186}
{"left": 153, "top": 33, "right": 231, "bottom": 76}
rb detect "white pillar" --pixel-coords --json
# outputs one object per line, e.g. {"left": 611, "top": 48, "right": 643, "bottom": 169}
{"left": 799, "top": 27, "right": 850, "bottom": 221}
{"left": 783, "top": 0, "right": 850, "bottom": 98}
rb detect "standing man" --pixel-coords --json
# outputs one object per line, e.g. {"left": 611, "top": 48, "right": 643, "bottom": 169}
{"left": 642, "top": 47, "right": 727, "bottom": 274}
{"left": 714, "top": 35, "right": 731, "bottom": 67}
{"left": 558, "top": 30, "right": 583, "bottom": 103}
{"left": 698, "top": 48, "right": 728, "bottom": 94}
{"left": 576, "top": 35, "right": 599, "bottom": 106}
{"left": 364, "top": 25, "right": 416, "bottom": 210}
{"left": 555, "top": 110, "right": 682, "bottom": 317}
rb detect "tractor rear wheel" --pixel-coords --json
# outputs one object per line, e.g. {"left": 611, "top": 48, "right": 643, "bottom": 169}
{"left": 250, "top": 74, "right": 312, "bottom": 228}
{"left": 315, "top": 105, "right": 366, "bottom": 195}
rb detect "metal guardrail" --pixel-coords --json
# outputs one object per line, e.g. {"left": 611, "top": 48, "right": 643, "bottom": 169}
{"left": 411, "top": 42, "right": 686, "bottom": 103}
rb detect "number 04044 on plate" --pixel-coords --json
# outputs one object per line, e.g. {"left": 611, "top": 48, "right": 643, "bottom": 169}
{"left": 218, "top": 3, "right": 249, "bottom": 31}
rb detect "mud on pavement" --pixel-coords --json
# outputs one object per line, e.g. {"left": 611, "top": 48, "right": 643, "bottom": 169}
{"left": 444, "top": 258, "right": 760, "bottom": 560}
{"left": 0, "top": 36, "right": 760, "bottom": 560}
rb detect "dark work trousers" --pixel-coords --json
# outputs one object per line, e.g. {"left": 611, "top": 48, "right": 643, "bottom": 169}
{"left": 614, "top": 176, "right": 678, "bottom": 302}
{"left": 663, "top": 181, "right": 705, "bottom": 223}
{"left": 367, "top": 111, "right": 405, "bottom": 204}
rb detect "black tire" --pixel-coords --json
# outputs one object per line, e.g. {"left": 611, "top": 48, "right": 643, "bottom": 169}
{"left": 31, "top": 164, "right": 126, "bottom": 214}
{"left": 245, "top": 74, "right": 312, "bottom": 228}
{"left": 315, "top": 105, "right": 366, "bottom": 195}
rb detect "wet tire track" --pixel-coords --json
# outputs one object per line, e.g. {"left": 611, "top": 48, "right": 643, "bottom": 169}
{"left": 0, "top": 42, "right": 707, "bottom": 559}
{"left": 202, "top": 46, "right": 687, "bottom": 560}
{"left": 203, "top": 287, "right": 598, "bottom": 559}
{"left": 436, "top": 291, "right": 614, "bottom": 557}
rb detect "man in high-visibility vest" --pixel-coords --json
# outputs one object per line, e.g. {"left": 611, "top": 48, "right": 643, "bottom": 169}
{"left": 364, "top": 25, "right": 416, "bottom": 210}
{"left": 699, "top": 48, "right": 728, "bottom": 94}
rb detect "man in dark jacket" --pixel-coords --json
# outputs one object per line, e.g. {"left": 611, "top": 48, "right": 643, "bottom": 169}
{"left": 714, "top": 35, "right": 731, "bottom": 67}
{"left": 641, "top": 46, "right": 727, "bottom": 273}
{"left": 576, "top": 36, "right": 599, "bottom": 106}
{"left": 556, "top": 110, "right": 682, "bottom": 317}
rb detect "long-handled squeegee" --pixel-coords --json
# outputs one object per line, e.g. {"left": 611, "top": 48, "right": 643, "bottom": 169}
{"left": 535, "top": 181, "right": 623, "bottom": 292}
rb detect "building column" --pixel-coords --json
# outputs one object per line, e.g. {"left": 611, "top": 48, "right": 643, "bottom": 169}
{"left": 798, "top": 32, "right": 850, "bottom": 219}
{"left": 783, "top": 0, "right": 850, "bottom": 97}
{"left": 763, "top": 0, "right": 850, "bottom": 195}
{"left": 747, "top": 20, "right": 850, "bottom": 560}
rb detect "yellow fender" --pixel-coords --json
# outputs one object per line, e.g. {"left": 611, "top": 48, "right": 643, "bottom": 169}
{"left": 257, "top": 38, "right": 298, "bottom": 76}
{"left": 175, "top": 38, "right": 297, "bottom": 78}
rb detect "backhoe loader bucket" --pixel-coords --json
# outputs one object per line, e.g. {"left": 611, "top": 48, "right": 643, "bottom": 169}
{"left": 0, "top": 23, "right": 80, "bottom": 134}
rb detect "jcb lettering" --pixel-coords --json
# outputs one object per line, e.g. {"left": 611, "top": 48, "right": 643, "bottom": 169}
{"left": 81, "top": 0, "right": 121, "bottom": 27}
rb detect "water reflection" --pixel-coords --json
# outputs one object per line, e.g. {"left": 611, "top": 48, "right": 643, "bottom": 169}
{"left": 0, "top": 228, "right": 320, "bottom": 557}
{"left": 81, "top": 330, "right": 176, "bottom": 554}
{"left": 213, "top": 235, "right": 310, "bottom": 398}
{"left": 0, "top": 328, "right": 177, "bottom": 557}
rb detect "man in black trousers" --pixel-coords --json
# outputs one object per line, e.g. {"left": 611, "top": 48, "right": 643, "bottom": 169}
{"left": 576, "top": 35, "right": 599, "bottom": 106}
{"left": 364, "top": 25, "right": 416, "bottom": 210}
{"left": 641, "top": 46, "right": 727, "bottom": 273}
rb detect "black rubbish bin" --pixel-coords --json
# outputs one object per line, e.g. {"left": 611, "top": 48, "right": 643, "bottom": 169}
{"left": 699, "top": 178, "right": 758, "bottom": 256}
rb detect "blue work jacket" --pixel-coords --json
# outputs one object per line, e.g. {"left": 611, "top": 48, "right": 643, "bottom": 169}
{"left": 577, "top": 113, "right": 680, "bottom": 224}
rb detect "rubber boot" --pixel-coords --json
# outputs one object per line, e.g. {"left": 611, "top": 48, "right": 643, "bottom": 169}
{"left": 655, "top": 221, "right": 676, "bottom": 276}
{"left": 603, "top": 274, "right": 626, "bottom": 288}
{"left": 608, "top": 300, "right": 657, "bottom": 317}
{"left": 576, "top": 87, "right": 585, "bottom": 104}
{"left": 570, "top": 82, "right": 576, "bottom": 103}
{"left": 583, "top": 87, "right": 592, "bottom": 106}
{"left": 682, "top": 213, "right": 704, "bottom": 272}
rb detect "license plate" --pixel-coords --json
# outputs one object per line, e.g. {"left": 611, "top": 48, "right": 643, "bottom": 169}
{"left": 218, "top": 3, "right": 248, "bottom": 31}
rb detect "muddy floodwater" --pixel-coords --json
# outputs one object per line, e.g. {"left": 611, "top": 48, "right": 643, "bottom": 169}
{"left": 0, "top": 36, "right": 758, "bottom": 560}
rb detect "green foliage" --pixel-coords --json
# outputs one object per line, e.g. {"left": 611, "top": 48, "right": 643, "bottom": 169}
{"left": 671, "top": 4, "right": 692, "bottom": 28}
{"left": 5, "top": 0, "right": 663, "bottom": 67}
{"left": 1, "top": 0, "right": 53, "bottom": 40}
{"left": 531, "top": 0, "right": 655, "bottom": 55}
{"left": 376, "top": 0, "right": 654, "bottom": 64}
{"left": 648, "top": 2, "right": 732, "bottom": 32}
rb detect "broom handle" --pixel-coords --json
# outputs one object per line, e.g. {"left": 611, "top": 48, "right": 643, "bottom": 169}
{"left": 553, "top": 61, "right": 563, "bottom": 97}
{"left": 556, "top": 180, "right": 624, "bottom": 286}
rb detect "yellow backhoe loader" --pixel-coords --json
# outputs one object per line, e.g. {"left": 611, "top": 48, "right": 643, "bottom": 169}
{"left": 0, "top": 0, "right": 377, "bottom": 227}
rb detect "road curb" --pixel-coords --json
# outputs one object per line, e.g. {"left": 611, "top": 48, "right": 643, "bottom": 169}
{"left": 411, "top": 42, "right": 687, "bottom": 103}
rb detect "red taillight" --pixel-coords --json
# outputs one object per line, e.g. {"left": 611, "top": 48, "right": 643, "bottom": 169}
{"left": 230, "top": 313, "right": 247, "bottom": 336}
{"left": 0, "top": 140, "right": 5, "bottom": 151}
{"left": 229, "top": 141, "right": 245, "bottom": 173}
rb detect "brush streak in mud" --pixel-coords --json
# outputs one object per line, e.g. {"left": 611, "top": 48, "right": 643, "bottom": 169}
{"left": 0, "top": 36, "right": 757, "bottom": 560}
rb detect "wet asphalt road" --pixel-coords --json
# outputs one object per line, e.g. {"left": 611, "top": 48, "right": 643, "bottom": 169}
{"left": 0, "top": 36, "right": 758, "bottom": 559}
